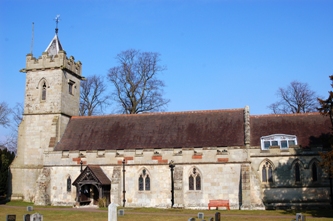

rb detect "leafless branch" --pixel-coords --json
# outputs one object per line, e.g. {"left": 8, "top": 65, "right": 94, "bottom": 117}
{"left": 268, "top": 81, "right": 318, "bottom": 114}
{"left": 107, "top": 49, "right": 170, "bottom": 114}
{"left": 79, "top": 75, "right": 110, "bottom": 116}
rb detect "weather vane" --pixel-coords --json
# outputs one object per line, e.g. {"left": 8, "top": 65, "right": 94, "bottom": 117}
{"left": 54, "top": 15, "right": 60, "bottom": 34}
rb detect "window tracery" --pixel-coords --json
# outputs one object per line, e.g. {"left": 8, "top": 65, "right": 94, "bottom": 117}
{"left": 189, "top": 167, "right": 201, "bottom": 190}
{"left": 138, "top": 169, "right": 150, "bottom": 191}
{"left": 261, "top": 161, "right": 274, "bottom": 184}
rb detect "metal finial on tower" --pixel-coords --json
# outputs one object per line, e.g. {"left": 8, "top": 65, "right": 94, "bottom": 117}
{"left": 54, "top": 15, "right": 60, "bottom": 34}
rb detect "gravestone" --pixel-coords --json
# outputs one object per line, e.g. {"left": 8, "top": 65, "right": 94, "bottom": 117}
{"left": 24, "top": 214, "right": 30, "bottom": 221}
{"left": 198, "top": 212, "right": 204, "bottom": 219}
{"left": 215, "top": 212, "right": 221, "bottom": 221}
{"left": 187, "top": 218, "right": 195, "bottom": 221}
{"left": 30, "top": 213, "right": 43, "bottom": 221}
{"left": 6, "top": 214, "right": 16, "bottom": 221}
{"left": 27, "top": 206, "right": 33, "bottom": 211}
{"left": 108, "top": 202, "right": 118, "bottom": 221}
{"left": 118, "top": 209, "right": 124, "bottom": 216}
{"left": 296, "top": 213, "right": 306, "bottom": 221}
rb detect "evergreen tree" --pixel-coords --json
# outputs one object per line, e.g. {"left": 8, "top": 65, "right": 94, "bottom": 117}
{"left": 0, "top": 148, "right": 15, "bottom": 197}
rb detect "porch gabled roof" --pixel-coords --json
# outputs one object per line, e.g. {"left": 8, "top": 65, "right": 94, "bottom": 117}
{"left": 72, "top": 165, "right": 111, "bottom": 186}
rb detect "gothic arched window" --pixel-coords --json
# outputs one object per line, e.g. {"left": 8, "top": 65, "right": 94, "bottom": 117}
{"left": 295, "top": 162, "right": 301, "bottom": 182}
{"left": 67, "top": 177, "right": 71, "bottom": 192}
{"left": 261, "top": 161, "right": 274, "bottom": 184}
{"left": 312, "top": 163, "right": 318, "bottom": 182}
{"left": 41, "top": 82, "right": 47, "bottom": 101}
{"left": 138, "top": 169, "right": 150, "bottom": 191}
{"left": 189, "top": 167, "right": 201, "bottom": 191}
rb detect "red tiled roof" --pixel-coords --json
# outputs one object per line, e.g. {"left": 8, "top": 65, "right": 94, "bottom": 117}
{"left": 250, "top": 113, "right": 331, "bottom": 148}
{"left": 55, "top": 109, "right": 245, "bottom": 151}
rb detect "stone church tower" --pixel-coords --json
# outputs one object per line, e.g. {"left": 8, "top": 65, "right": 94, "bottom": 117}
{"left": 10, "top": 26, "right": 83, "bottom": 204}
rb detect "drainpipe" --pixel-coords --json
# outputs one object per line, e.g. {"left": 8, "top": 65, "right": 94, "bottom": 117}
{"left": 122, "top": 159, "right": 126, "bottom": 207}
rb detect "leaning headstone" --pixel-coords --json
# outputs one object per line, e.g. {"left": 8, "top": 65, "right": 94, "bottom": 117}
{"left": 108, "top": 202, "right": 118, "bottom": 221}
{"left": 23, "top": 214, "right": 30, "bottom": 221}
{"left": 30, "top": 213, "right": 43, "bottom": 221}
{"left": 215, "top": 212, "right": 221, "bottom": 221}
{"left": 6, "top": 214, "right": 16, "bottom": 221}
{"left": 27, "top": 206, "right": 33, "bottom": 211}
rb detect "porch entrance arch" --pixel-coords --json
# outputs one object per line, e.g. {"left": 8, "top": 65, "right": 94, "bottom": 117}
{"left": 72, "top": 165, "right": 111, "bottom": 205}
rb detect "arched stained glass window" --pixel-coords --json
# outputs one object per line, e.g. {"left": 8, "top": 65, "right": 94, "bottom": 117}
{"left": 145, "top": 175, "right": 150, "bottom": 191}
{"left": 195, "top": 174, "right": 201, "bottom": 190}
{"left": 312, "top": 163, "right": 318, "bottom": 182}
{"left": 261, "top": 161, "right": 274, "bottom": 184}
{"left": 268, "top": 165, "right": 273, "bottom": 182}
{"left": 295, "top": 162, "right": 301, "bottom": 182}
{"left": 189, "top": 175, "right": 194, "bottom": 190}
{"left": 262, "top": 165, "right": 267, "bottom": 182}
{"left": 138, "top": 175, "right": 144, "bottom": 191}
{"left": 189, "top": 167, "right": 201, "bottom": 191}
{"left": 138, "top": 169, "right": 150, "bottom": 191}
{"left": 67, "top": 177, "right": 71, "bottom": 192}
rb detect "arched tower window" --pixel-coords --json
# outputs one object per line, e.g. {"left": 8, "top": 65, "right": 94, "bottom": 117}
{"left": 41, "top": 82, "right": 47, "bottom": 101}
{"left": 189, "top": 167, "right": 201, "bottom": 190}
{"left": 312, "top": 162, "right": 318, "bottom": 182}
{"left": 67, "top": 176, "right": 71, "bottom": 192}
{"left": 138, "top": 169, "right": 150, "bottom": 191}
{"left": 261, "top": 161, "right": 274, "bottom": 184}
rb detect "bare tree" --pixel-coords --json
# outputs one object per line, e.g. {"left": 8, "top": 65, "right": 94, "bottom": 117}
{"left": 80, "top": 75, "right": 109, "bottom": 116}
{"left": 268, "top": 81, "right": 319, "bottom": 114}
{"left": 11, "top": 102, "right": 23, "bottom": 131}
{"left": 0, "top": 102, "right": 11, "bottom": 128}
{"left": 107, "top": 49, "right": 169, "bottom": 114}
{"left": 0, "top": 102, "right": 22, "bottom": 153}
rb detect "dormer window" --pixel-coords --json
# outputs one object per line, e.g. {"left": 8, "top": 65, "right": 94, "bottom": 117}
{"left": 260, "top": 134, "right": 297, "bottom": 150}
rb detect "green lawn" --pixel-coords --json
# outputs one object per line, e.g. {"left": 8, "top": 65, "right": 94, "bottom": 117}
{"left": 0, "top": 201, "right": 332, "bottom": 221}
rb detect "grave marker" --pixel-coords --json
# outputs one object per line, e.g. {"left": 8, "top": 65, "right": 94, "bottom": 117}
{"left": 198, "top": 212, "right": 204, "bottom": 219}
{"left": 30, "top": 213, "right": 43, "bottom": 221}
{"left": 27, "top": 206, "right": 33, "bottom": 211}
{"left": 215, "top": 212, "right": 221, "bottom": 221}
{"left": 118, "top": 209, "right": 124, "bottom": 216}
{"left": 24, "top": 214, "right": 30, "bottom": 221}
{"left": 6, "top": 214, "right": 16, "bottom": 221}
{"left": 108, "top": 202, "right": 118, "bottom": 221}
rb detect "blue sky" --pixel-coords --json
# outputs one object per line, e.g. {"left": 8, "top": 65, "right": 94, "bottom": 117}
{"left": 1, "top": 0, "right": 333, "bottom": 139}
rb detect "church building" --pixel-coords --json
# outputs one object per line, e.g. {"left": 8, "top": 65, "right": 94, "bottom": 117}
{"left": 10, "top": 27, "right": 331, "bottom": 210}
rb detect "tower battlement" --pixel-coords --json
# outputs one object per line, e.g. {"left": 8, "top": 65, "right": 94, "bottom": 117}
{"left": 23, "top": 51, "right": 82, "bottom": 77}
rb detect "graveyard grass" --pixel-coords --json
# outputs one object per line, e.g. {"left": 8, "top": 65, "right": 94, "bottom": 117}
{"left": 1, "top": 201, "right": 333, "bottom": 221}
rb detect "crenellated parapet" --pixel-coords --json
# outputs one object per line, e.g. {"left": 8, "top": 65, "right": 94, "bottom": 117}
{"left": 22, "top": 51, "right": 82, "bottom": 78}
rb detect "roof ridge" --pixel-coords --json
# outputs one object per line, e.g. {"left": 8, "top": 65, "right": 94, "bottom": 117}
{"left": 71, "top": 108, "right": 245, "bottom": 119}
{"left": 250, "top": 112, "right": 323, "bottom": 118}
